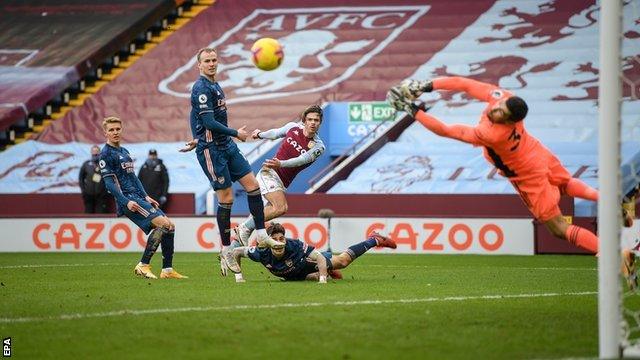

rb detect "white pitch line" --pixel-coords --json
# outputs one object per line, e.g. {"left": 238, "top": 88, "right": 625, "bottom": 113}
{"left": 0, "top": 262, "right": 596, "bottom": 271}
{"left": 360, "top": 265, "right": 597, "bottom": 271}
{"left": 0, "top": 291, "right": 596, "bottom": 324}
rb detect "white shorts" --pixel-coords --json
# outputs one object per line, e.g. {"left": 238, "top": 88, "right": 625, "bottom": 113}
{"left": 256, "top": 167, "right": 286, "bottom": 196}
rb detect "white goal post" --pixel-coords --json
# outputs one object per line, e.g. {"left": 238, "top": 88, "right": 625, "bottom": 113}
{"left": 598, "top": 0, "right": 623, "bottom": 358}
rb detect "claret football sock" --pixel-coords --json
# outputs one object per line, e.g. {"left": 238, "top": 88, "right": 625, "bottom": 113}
{"left": 346, "top": 238, "right": 378, "bottom": 260}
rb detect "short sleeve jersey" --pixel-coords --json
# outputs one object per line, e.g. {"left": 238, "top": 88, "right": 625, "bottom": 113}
{"left": 247, "top": 238, "right": 315, "bottom": 278}
{"left": 190, "top": 76, "right": 231, "bottom": 148}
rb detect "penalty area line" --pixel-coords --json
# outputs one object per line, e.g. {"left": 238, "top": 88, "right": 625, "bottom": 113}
{"left": 0, "top": 291, "right": 597, "bottom": 324}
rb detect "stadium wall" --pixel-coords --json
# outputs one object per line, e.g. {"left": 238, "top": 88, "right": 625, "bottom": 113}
{"left": 0, "top": 193, "right": 195, "bottom": 215}
{"left": 0, "top": 216, "right": 535, "bottom": 255}
{"left": 0, "top": 193, "right": 608, "bottom": 255}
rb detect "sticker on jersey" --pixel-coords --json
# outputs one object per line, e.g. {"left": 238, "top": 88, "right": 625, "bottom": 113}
{"left": 285, "top": 259, "right": 293, "bottom": 267}
{"left": 159, "top": 6, "right": 431, "bottom": 104}
{"left": 150, "top": 208, "right": 157, "bottom": 213}
{"left": 313, "top": 148, "right": 323, "bottom": 157}
{"left": 308, "top": 141, "right": 316, "bottom": 149}
{"left": 491, "top": 90, "right": 504, "bottom": 99}
{"left": 198, "top": 94, "right": 207, "bottom": 103}
{"left": 99, "top": 160, "right": 106, "bottom": 168}
{"left": 217, "top": 176, "right": 225, "bottom": 184}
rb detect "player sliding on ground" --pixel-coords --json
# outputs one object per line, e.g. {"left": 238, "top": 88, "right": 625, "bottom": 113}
{"left": 223, "top": 223, "right": 397, "bottom": 283}
{"left": 387, "top": 77, "right": 637, "bottom": 288}
{"left": 99, "top": 116, "right": 187, "bottom": 279}
{"left": 233, "top": 104, "right": 325, "bottom": 247}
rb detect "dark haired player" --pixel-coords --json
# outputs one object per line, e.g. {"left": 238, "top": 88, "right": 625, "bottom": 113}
{"left": 388, "top": 77, "right": 602, "bottom": 253}
{"left": 233, "top": 105, "right": 325, "bottom": 246}
{"left": 224, "top": 223, "right": 397, "bottom": 283}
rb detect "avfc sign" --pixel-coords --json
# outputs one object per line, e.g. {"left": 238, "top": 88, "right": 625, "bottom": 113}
{"left": 159, "top": 6, "right": 430, "bottom": 103}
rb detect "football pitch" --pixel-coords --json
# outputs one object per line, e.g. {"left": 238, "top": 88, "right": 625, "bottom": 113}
{"left": 0, "top": 252, "right": 620, "bottom": 359}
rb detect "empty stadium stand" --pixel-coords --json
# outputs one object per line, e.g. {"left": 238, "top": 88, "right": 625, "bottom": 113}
{"left": 322, "top": 0, "right": 640, "bottom": 217}
{"left": 0, "top": 0, "right": 210, "bottom": 149}
{"left": 0, "top": 0, "right": 638, "bottom": 238}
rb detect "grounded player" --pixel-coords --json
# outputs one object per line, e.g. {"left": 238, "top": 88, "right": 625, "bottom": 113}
{"left": 224, "top": 223, "right": 397, "bottom": 283}
{"left": 233, "top": 105, "right": 325, "bottom": 246}
{"left": 179, "top": 47, "right": 282, "bottom": 272}
{"left": 388, "top": 77, "right": 638, "bottom": 287}
{"left": 99, "top": 116, "right": 187, "bottom": 279}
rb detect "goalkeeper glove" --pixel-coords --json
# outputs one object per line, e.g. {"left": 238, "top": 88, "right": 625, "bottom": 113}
{"left": 387, "top": 86, "right": 430, "bottom": 117}
{"left": 399, "top": 79, "right": 433, "bottom": 100}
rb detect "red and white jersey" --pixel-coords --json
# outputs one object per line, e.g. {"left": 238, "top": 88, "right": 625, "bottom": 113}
{"left": 260, "top": 122, "right": 325, "bottom": 188}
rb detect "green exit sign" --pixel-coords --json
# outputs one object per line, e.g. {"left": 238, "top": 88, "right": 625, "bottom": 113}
{"left": 348, "top": 102, "right": 396, "bottom": 122}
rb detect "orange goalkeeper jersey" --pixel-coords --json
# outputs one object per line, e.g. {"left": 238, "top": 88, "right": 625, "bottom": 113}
{"left": 431, "top": 77, "right": 551, "bottom": 180}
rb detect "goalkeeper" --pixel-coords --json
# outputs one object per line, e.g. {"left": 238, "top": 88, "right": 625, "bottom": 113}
{"left": 387, "top": 77, "right": 638, "bottom": 286}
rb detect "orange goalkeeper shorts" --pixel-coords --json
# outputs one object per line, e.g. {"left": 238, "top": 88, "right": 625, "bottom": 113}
{"left": 510, "top": 153, "right": 572, "bottom": 222}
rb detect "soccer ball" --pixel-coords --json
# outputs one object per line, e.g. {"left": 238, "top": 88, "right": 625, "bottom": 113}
{"left": 251, "top": 37, "right": 284, "bottom": 71}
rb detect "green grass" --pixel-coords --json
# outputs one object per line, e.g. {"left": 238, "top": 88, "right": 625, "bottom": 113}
{"left": 0, "top": 253, "right": 610, "bottom": 359}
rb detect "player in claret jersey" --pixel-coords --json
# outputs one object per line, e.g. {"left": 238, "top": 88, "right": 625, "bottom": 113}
{"left": 387, "top": 77, "right": 636, "bottom": 282}
{"left": 99, "top": 116, "right": 187, "bottom": 279}
{"left": 232, "top": 105, "right": 325, "bottom": 246}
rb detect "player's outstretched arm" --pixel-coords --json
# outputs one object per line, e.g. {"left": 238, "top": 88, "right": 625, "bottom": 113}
{"left": 254, "top": 122, "right": 298, "bottom": 140}
{"left": 388, "top": 85, "right": 481, "bottom": 145}
{"left": 414, "top": 112, "right": 481, "bottom": 146}
{"left": 308, "top": 250, "right": 328, "bottom": 283}
{"left": 432, "top": 77, "right": 500, "bottom": 102}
